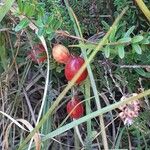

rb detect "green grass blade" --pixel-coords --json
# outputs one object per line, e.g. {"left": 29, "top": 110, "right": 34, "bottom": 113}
{"left": 114, "top": 127, "right": 125, "bottom": 149}
{"left": 0, "top": 0, "right": 15, "bottom": 22}
{"left": 84, "top": 80, "right": 92, "bottom": 149}
{"left": 64, "top": 2, "right": 109, "bottom": 148}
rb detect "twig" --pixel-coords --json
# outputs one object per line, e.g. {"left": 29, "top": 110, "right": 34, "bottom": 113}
{"left": 111, "top": 63, "right": 150, "bottom": 69}
{"left": 103, "top": 65, "right": 116, "bottom": 102}
{"left": 0, "top": 28, "right": 10, "bottom": 32}
{"left": 107, "top": 65, "right": 123, "bottom": 95}
{"left": 99, "top": 60, "right": 150, "bottom": 69}
{"left": 56, "top": 30, "right": 104, "bottom": 44}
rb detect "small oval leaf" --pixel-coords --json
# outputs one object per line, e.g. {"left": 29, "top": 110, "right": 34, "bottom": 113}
{"left": 132, "top": 44, "right": 142, "bottom": 54}
{"left": 132, "top": 35, "right": 144, "bottom": 43}
{"left": 135, "top": 68, "right": 150, "bottom": 78}
{"left": 118, "top": 37, "right": 131, "bottom": 43}
{"left": 24, "top": 3, "right": 35, "bottom": 17}
{"left": 109, "top": 26, "right": 117, "bottom": 42}
{"left": 140, "top": 38, "right": 150, "bottom": 44}
{"left": 117, "top": 45, "right": 125, "bottom": 59}
{"left": 124, "top": 26, "right": 135, "bottom": 37}
{"left": 104, "top": 46, "right": 110, "bottom": 58}
{"left": 15, "top": 18, "right": 30, "bottom": 32}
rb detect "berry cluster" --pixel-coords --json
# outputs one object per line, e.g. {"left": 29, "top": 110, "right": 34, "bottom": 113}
{"left": 119, "top": 93, "right": 140, "bottom": 126}
{"left": 52, "top": 44, "right": 87, "bottom": 119}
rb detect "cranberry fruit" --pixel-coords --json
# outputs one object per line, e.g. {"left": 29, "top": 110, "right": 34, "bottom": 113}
{"left": 67, "top": 97, "right": 84, "bottom": 119}
{"left": 52, "top": 44, "right": 70, "bottom": 64}
{"left": 28, "top": 44, "right": 47, "bottom": 63}
{"left": 65, "top": 56, "right": 88, "bottom": 84}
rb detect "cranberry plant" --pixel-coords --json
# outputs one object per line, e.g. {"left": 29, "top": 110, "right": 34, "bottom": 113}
{"left": 0, "top": 1, "right": 150, "bottom": 150}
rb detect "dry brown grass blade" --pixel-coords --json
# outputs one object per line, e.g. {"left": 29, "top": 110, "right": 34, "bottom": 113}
{"left": 3, "top": 119, "right": 41, "bottom": 150}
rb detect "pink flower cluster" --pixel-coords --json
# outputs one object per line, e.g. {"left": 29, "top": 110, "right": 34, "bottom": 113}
{"left": 119, "top": 93, "right": 140, "bottom": 126}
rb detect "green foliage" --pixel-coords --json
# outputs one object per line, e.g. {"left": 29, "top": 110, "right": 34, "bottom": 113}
{"left": 69, "top": 0, "right": 113, "bottom": 35}
{"left": 131, "top": 110, "right": 150, "bottom": 135}
{"left": 16, "top": 0, "right": 71, "bottom": 39}
{"left": 103, "top": 25, "right": 150, "bottom": 59}
{"left": 15, "top": 18, "right": 30, "bottom": 32}
{"left": 114, "top": 0, "right": 150, "bottom": 30}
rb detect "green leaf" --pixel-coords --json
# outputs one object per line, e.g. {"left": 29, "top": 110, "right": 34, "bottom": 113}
{"left": 17, "top": 0, "right": 24, "bottom": 13}
{"left": 135, "top": 68, "right": 150, "bottom": 78}
{"left": 132, "top": 35, "right": 144, "bottom": 43}
{"left": 124, "top": 26, "right": 135, "bottom": 37}
{"left": 132, "top": 44, "right": 142, "bottom": 54}
{"left": 141, "top": 38, "right": 150, "bottom": 44}
{"left": 48, "top": 32, "right": 55, "bottom": 41}
{"left": 24, "top": 3, "right": 35, "bottom": 17}
{"left": 104, "top": 46, "right": 110, "bottom": 58}
{"left": 0, "top": 0, "right": 15, "bottom": 22}
{"left": 36, "top": 17, "right": 44, "bottom": 27}
{"left": 109, "top": 26, "right": 117, "bottom": 42}
{"left": 115, "top": 127, "right": 125, "bottom": 149}
{"left": 15, "top": 18, "right": 30, "bottom": 32}
{"left": 117, "top": 45, "right": 125, "bottom": 59}
{"left": 118, "top": 37, "right": 131, "bottom": 43}
{"left": 53, "top": 20, "right": 61, "bottom": 30}
{"left": 46, "top": 27, "right": 53, "bottom": 34}
{"left": 37, "top": 28, "right": 45, "bottom": 36}
{"left": 101, "top": 20, "right": 110, "bottom": 30}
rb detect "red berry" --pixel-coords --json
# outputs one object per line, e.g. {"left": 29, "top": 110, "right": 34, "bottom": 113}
{"left": 67, "top": 97, "right": 84, "bottom": 119}
{"left": 28, "top": 44, "right": 47, "bottom": 63}
{"left": 65, "top": 56, "right": 88, "bottom": 84}
{"left": 52, "top": 44, "right": 70, "bottom": 64}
